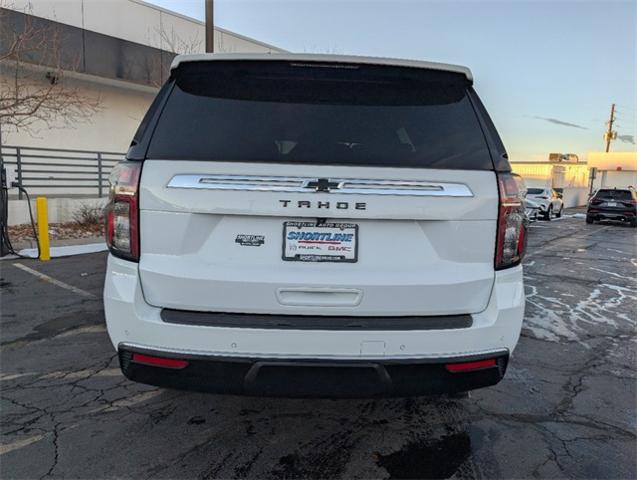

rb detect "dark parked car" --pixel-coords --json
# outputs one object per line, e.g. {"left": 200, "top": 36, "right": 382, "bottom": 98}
{"left": 586, "top": 188, "right": 637, "bottom": 227}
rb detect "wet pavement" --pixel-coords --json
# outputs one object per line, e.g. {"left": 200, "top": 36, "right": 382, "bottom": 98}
{"left": 1, "top": 213, "right": 636, "bottom": 479}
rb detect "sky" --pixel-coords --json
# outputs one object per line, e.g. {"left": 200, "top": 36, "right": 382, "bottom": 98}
{"left": 147, "top": 0, "right": 636, "bottom": 162}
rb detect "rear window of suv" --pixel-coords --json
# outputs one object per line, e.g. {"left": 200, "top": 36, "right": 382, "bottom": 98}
{"left": 146, "top": 61, "right": 494, "bottom": 170}
{"left": 595, "top": 189, "right": 633, "bottom": 200}
{"left": 527, "top": 188, "right": 545, "bottom": 194}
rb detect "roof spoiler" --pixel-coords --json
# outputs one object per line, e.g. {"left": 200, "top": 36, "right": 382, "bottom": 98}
{"left": 169, "top": 53, "right": 473, "bottom": 83}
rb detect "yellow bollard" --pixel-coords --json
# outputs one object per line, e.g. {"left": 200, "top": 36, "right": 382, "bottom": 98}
{"left": 36, "top": 197, "right": 51, "bottom": 261}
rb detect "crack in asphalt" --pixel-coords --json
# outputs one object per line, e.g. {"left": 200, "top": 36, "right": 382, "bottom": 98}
{"left": 233, "top": 447, "right": 264, "bottom": 479}
{"left": 39, "top": 421, "right": 61, "bottom": 480}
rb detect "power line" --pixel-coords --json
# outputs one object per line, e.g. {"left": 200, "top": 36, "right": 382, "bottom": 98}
{"left": 615, "top": 103, "right": 636, "bottom": 112}
{"left": 615, "top": 107, "right": 637, "bottom": 118}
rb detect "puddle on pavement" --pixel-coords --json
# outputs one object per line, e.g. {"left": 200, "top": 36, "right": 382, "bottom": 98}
{"left": 376, "top": 432, "right": 471, "bottom": 479}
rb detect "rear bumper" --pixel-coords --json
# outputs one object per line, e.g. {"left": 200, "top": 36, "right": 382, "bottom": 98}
{"left": 587, "top": 208, "right": 635, "bottom": 221}
{"left": 118, "top": 345, "right": 509, "bottom": 398}
{"left": 528, "top": 200, "right": 549, "bottom": 212}
{"left": 104, "top": 255, "right": 524, "bottom": 396}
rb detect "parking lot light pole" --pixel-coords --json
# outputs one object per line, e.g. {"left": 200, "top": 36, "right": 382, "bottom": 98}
{"left": 205, "top": 0, "right": 214, "bottom": 53}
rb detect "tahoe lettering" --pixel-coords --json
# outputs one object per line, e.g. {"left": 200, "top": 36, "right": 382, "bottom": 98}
{"left": 279, "top": 200, "right": 366, "bottom": 210}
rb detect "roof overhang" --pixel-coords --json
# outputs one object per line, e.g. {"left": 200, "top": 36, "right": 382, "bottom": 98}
{"left": 170, "top": 53, "right": 473, "bottom": 83}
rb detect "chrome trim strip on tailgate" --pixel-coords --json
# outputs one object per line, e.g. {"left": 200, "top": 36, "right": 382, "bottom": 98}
{"left": 166, "top": 174, "right": 474, "bottom": 197}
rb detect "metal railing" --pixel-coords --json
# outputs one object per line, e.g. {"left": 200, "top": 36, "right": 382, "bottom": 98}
{"left": 0, "top": 146, "right": 125, "bottom": 199}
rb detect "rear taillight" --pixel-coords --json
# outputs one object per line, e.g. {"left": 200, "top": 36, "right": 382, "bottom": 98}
{"left": 495, "top": 173, "right": 526, "bottom": 270}
{"left": 105, "top": 161, "right": 142, "bottom": 262}
{"left": 590, "top": 198, "right": 602, "bottom": 205}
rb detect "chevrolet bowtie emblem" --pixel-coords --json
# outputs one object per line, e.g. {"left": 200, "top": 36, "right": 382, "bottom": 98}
{"left": 303, "top": 178, "right": 343, "bottom": 192}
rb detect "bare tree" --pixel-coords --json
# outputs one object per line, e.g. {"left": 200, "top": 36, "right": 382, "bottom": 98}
{"left": 142, "top": 24, "right": 244, "bottom": 88}
{"left": 140, "top": 24, "right": 204, "bottom": 88}
{"left": 0, "top": 3, "right": 102, "bottom": 138}
{"left": 215, "top": 32, "right": 237, "bottom": 55}
{"left": 156, "top": 24, "right": 203, "bottom": 55}
{"left": 154, "top": 24, "right": 236, "bottom": 55}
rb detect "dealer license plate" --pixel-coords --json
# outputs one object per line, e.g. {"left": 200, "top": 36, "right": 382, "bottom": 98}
{"left": 282, "top": 222, "right": 358, "bottom": 262}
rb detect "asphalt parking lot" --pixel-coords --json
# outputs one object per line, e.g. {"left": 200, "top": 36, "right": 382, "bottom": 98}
{"left": 1, "top": 213, "right": 636, "bottom": 479}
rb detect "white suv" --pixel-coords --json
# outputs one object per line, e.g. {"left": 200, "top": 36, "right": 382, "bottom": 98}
{"left": 526, "top": 187, "right": 564, "bottom": 220}
{"left": 104, "top": 54, "right": 526, "bottom": 398}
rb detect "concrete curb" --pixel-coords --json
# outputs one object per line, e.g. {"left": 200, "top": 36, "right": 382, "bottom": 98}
{"left": 1, "top": 242, "right": 108, "bottom": 260}
{"left": 18, "top": 243, "right": 108, "bottom": 259}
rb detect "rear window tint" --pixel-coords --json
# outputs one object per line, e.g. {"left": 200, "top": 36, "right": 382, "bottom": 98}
{"left": 146, "top": 61, "right": 493, "bottom": 170}
{"left": 131, "top": 80, "right": 171, "bottom": 146}
{"left": 595, "top": 189, "right": 632, "bottom": 200}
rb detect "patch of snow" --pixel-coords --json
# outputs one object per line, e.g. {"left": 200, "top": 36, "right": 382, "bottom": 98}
{"left": 524, "top": 277, "right": 636, "bottom": 345}
{"left": 589, "top": 266, "right": 637, "bottom": 282}
{"left": 554, "top": 213, "right": 587, "bottom": 219}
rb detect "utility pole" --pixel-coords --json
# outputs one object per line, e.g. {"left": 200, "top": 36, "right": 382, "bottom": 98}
{"left": 205, "top": 0, "right": 214, "bottom": 53}
{"left": 604, "top": 103, "right": 616, "bottom": 152}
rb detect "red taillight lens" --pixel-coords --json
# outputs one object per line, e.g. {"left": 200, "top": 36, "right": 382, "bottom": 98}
{"left": 105, "top": 162, "right": 142, "bottom": 262}
{"left": 495, "top": 173, "right": 526, "bottom": 270}
{"left": 131, "top": 353, "right": 189, "bottom": 369}
{"left": 446, "top": 358, "right": 497, "bottom": 373}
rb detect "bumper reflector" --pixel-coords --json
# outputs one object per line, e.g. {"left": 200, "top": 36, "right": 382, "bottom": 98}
{"left": 131, "top": 353, "right": 189, "bottom": 369}
{"left": 445, "top": 358, "right": 497, "bottom": 373}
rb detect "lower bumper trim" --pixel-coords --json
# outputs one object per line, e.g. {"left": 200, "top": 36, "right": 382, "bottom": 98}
{"left": 160, "top": 309, "right": 473, "bottom": 330}
{"left": 118, "top": 345, "right": 509, "bottom": 398}
{"left": 588, "top": 209, "right": 635, "bottom": 220}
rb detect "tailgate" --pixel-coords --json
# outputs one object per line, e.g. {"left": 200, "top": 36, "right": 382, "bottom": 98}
{"left": 137, "top": 160, "right": 498, "bottom": 316}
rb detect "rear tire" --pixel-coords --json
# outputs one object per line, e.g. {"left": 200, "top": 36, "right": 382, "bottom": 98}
{"left": 543, "top": 206, "right": 552, "bottom": 221}
{"left": 586, "top": 215, "right": 594, "bottom": 224}
{"left": 630, "top": 218, "right": 637, "bottom": 228}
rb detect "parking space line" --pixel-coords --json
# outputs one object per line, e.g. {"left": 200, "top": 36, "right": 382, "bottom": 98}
{"left": 12, "top": 263, "right": 96, "bottom": 299}
{"left": 0, "top": 434, "right": 47, "bottom": 455}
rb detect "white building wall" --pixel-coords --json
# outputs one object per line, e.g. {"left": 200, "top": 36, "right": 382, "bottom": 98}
{"left": 2, "top": 72, "right": 155, "bottom": 153}
{"left": 511, "top": 163, "right": 590, "bottom": 188}
{"left": 593, "top": 171, "right": 637, "bottom": 191}
{"left": 8, "top": 0, "right": 282, "bottom": 54}
{"left": 561, "top": 188, "right": 590, "bottom": 208}
{"left": 7, "top": 197, "right": 108, "bottom": 227}
{"left": 588, "top": 152, "right": 637, "bottom": 191}
{"left": 511, "top": 162, "right": 592, "bottom": 207}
